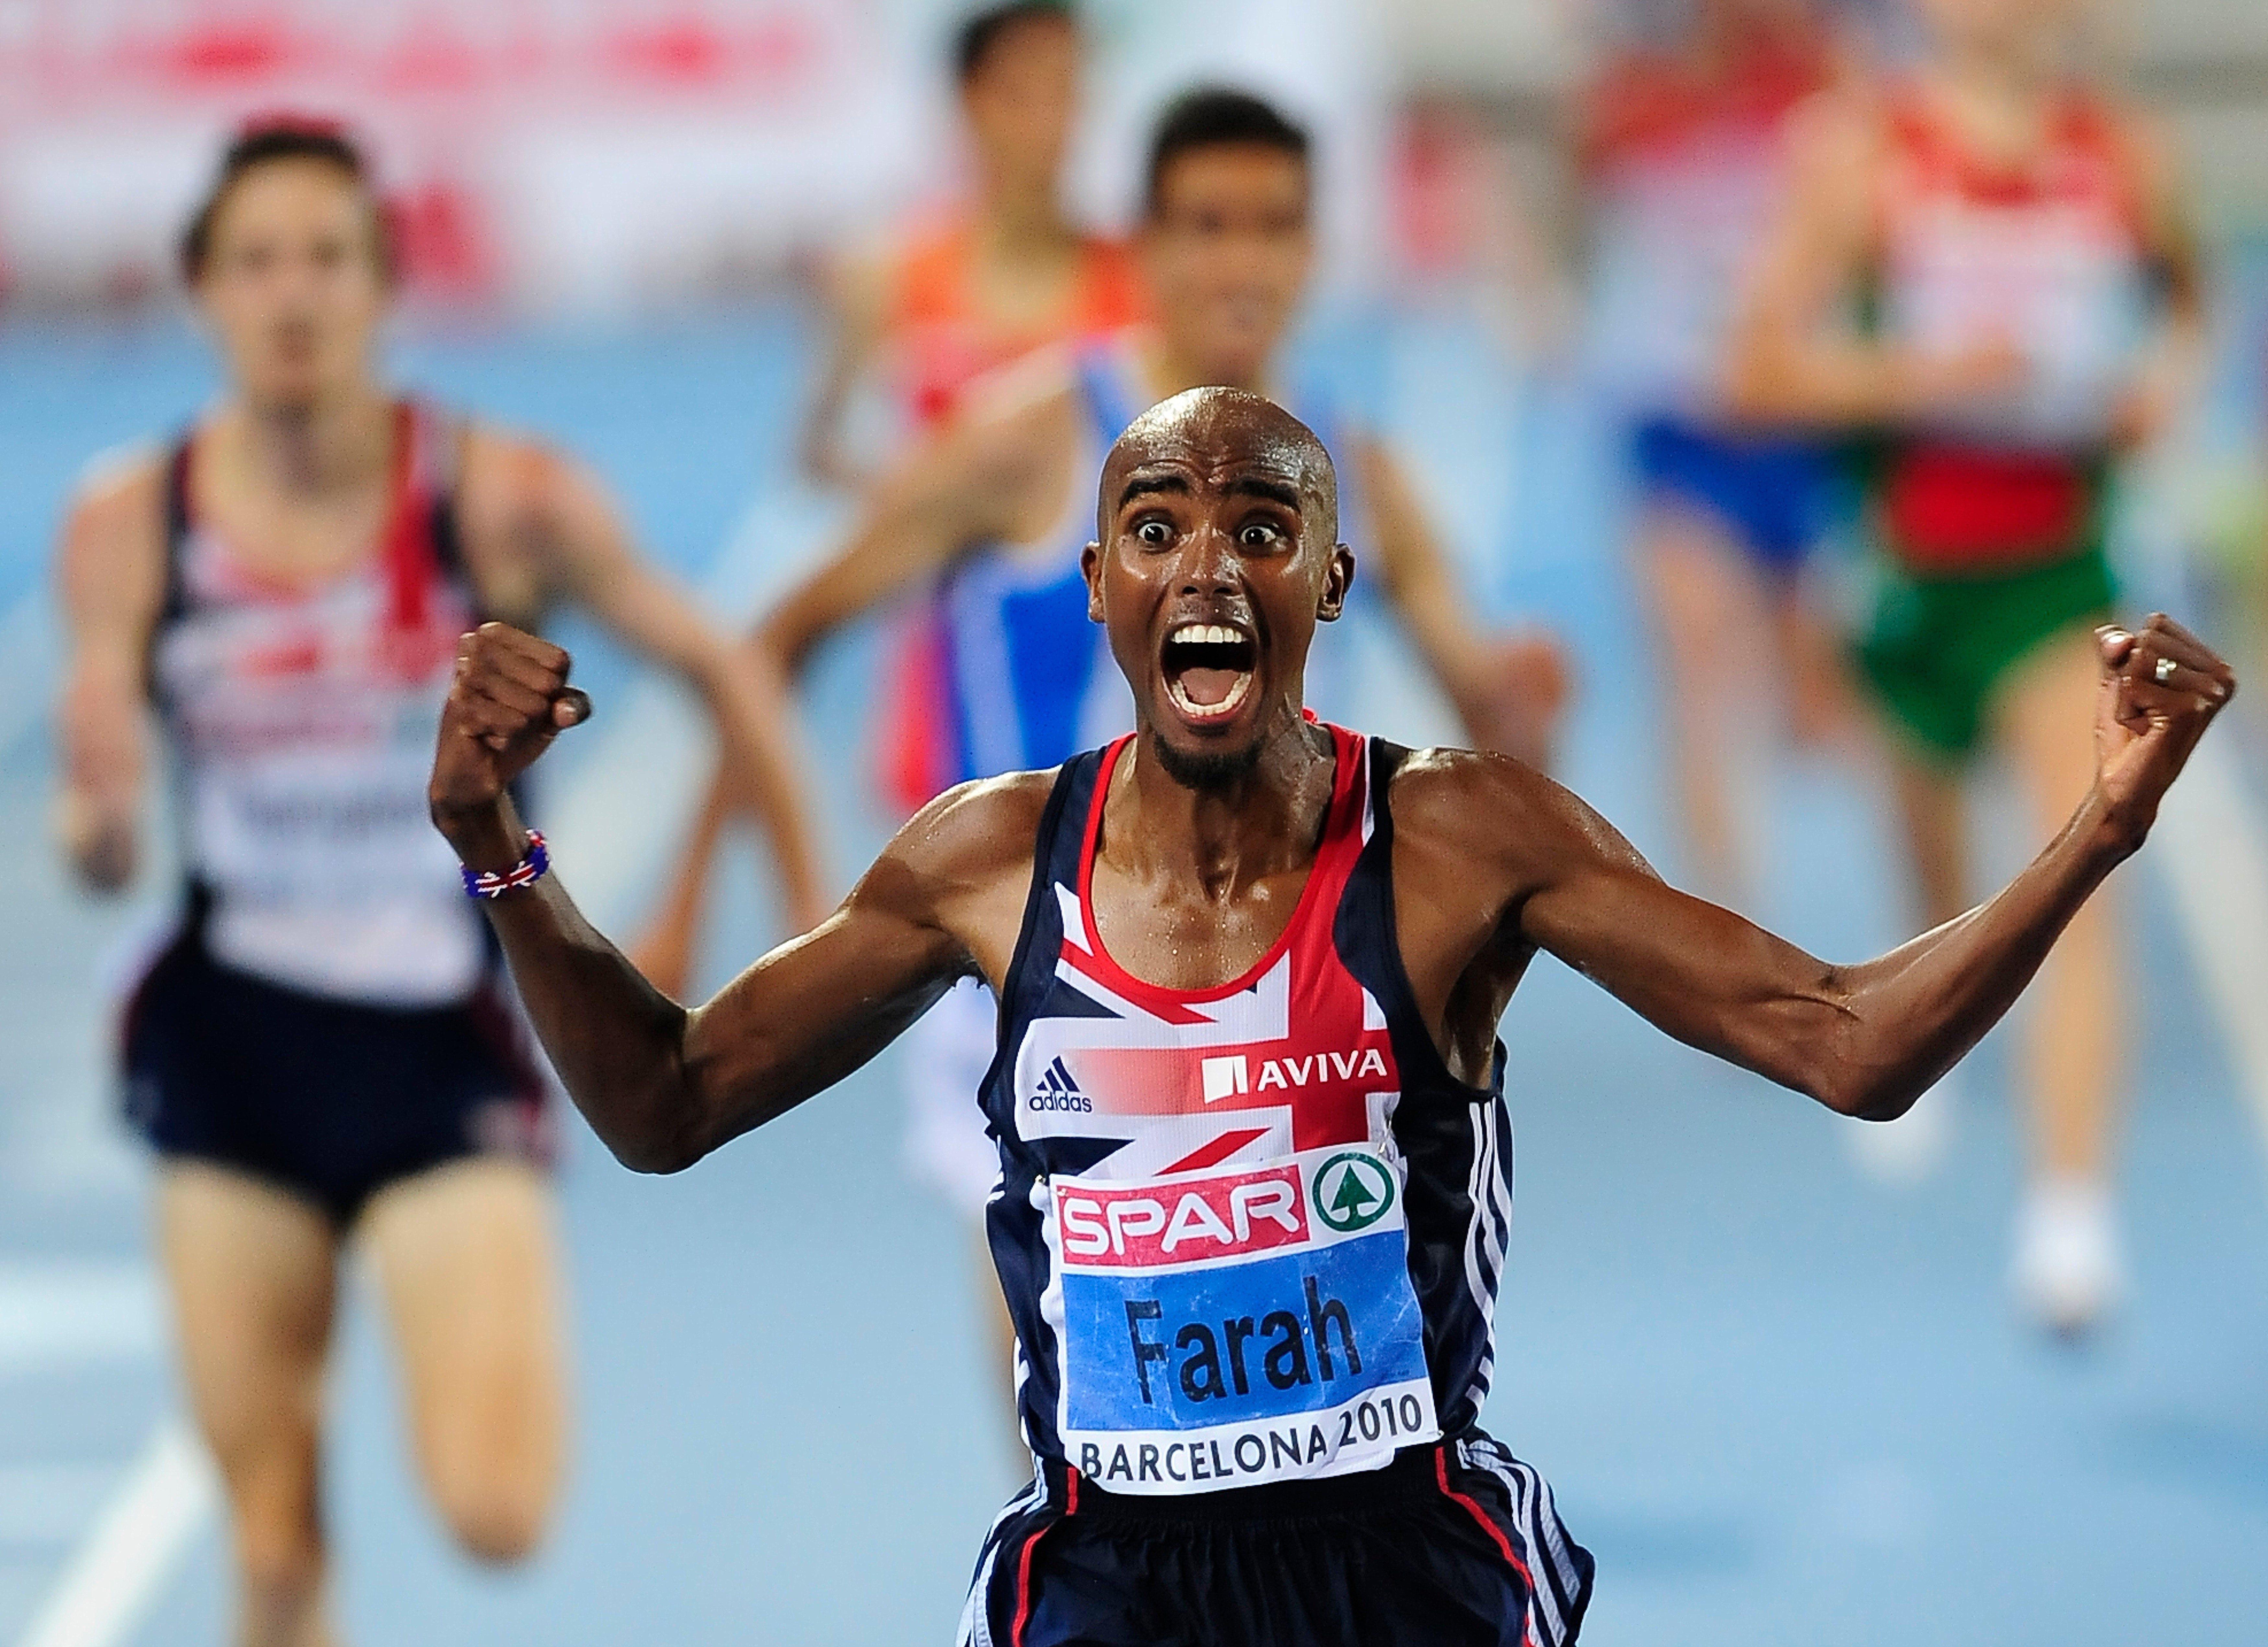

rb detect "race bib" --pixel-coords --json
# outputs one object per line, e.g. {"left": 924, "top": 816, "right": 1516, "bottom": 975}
{"left": 1047, "top": 1143, "right": 1440, "bottom": 1496}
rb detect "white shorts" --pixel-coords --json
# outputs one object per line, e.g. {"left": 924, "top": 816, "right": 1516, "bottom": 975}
{"left": 901, "top": 976, "right": 1003, "bottom": 1219}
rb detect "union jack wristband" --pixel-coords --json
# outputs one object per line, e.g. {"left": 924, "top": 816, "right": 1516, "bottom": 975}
{"left": 461, "top": 831, "right": 550, "bottom": 899}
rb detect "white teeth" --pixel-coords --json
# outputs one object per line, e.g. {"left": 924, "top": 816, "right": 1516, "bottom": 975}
{"left": 1169, "top": 623, "right": 1246, "bottom": 647}
{"left": 1165, "top": 670, "right": 1255, "bottom": 722}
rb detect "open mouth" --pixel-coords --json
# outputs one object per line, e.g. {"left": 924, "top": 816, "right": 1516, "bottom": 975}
{"left": 1161, "top": 622, "right": 1257, "bottom": 724}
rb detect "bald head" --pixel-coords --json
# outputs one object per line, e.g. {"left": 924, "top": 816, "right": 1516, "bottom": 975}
{"left": 1098, "top": 387, "right": 1338, "bottom": 548}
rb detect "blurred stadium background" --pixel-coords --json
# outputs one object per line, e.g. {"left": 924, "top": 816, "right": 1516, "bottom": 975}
{"left": 3, "top": 2, "right": 2268, "bottom": 1643}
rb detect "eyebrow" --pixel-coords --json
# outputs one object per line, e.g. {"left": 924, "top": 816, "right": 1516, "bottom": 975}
{"left": 1114, "top": 471, "right": 1304, "bottom": 513}
{"left": 1224, "top": 474, "right": 1302, "bottom": 512}
{"left": 1116, "top": 472, "right": 1192, "bottom": 511}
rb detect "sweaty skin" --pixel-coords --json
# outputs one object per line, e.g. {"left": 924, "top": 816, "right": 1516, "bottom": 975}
{"left": 431, "top": 388, "right": 2235, "bottom": 1175}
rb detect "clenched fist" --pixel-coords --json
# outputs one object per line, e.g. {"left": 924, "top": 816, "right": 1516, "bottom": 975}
{"left": 2093, "top": 613, "right": 2237, "bottom": 850}
{"left": 429, "top": 623, "right": 591, "bottom": 870}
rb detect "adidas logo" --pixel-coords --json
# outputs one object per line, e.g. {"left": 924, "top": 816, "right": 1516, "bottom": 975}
{"left": 1029, "top": 1056, "right": 1093, "bottom": 1113}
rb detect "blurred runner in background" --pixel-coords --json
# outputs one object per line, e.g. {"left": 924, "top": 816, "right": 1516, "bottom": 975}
{"left": 800, "top": 0, "right": 1145, "bottom": 490}
{"left": 52, "top": 121, "right": 822, "bottom": 1647}
{"left": 807, "top": 0, "right": 1149, "bottom": 820}
{"left": 1729, "top": 0, "right": 2204, "bottom": 1333}
{"left": 1579, "top": 0, "right": 1857, "bottom": 901}
{"left": 635, "top": 88, "right": 1568, "bottom": 1411}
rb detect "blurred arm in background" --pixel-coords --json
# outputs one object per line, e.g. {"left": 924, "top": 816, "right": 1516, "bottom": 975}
{"left": 53, "top": 453, "right": 169, "bottom": 893}
{"left": 1351, "top": 434, "right": 1570, "bottom": 770}
{"left": 629, "top": 361, "right": 1076, "bottom": 998}
{"left": 2107, "top": 113, "right": 2207, "bottom": 451}
{"left": 796, "top": 249, "right": 896, "bottom": 491}
{"left": 456, "top": 429, "right": 830, "bottom": 933}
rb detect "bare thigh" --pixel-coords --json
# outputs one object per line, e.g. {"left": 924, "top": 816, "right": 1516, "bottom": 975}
{"left": 158, "top": 1163, "right": 339, "bottom": 1598}
{"left": 359, "top": 1155, "right": 569, "bottom": 1565}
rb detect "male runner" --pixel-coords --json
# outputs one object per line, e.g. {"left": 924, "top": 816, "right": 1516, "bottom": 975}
{"left": 430, "top": 387, "right": 2231, "bottom": 1646}
{"left": 54, "top": 121, "right": 820, "bottom": 1646}
{"left": 1725, "top": 0, "right": 2204, "bottom": 1329}
{"left": 1579, "top": 0, "right": 1853, "bottom": 898}
{"left": 637, "top": 90, "right": 1568, "bottom": 1282}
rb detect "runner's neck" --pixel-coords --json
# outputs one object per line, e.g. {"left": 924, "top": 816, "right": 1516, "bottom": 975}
{"left": 1109, "top": 718, "right": 1336, "bottom": 902}
{"left": 221, "top": 385, "right": 396, "bottom": 503}
{"left": 1924, "top": 46, "right": 2066, "bottom": 165}
{"left": 1139, "top": 335, "right": 1276, "bottom": 407}
{"left": 973, "top": 181, "right": 1082, "bottom": 267}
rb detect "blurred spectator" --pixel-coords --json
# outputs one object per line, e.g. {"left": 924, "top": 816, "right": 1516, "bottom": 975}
{"left": 1727, "top": 0, "right": 2205, "bottom": 1330}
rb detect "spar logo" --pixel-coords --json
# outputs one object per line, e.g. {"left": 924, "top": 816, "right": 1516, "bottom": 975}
{"left": 1311, "top": 1151, "right": 1395, "bottom": 1233}
{"left": 1058, "top": 1164, "right": 1307, "bottom": 1267}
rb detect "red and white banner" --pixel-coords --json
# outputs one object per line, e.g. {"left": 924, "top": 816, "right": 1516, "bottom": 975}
{"left": 0, "top": 0, "right": 1386, "bottom": 313}
{"left": 0, "top": 1, "right": 932, "bottom": 310}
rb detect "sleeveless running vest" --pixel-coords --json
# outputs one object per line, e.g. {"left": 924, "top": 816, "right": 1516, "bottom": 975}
{"left": 984, "top": 726, "right": 1515, "bottom": 1494}
{"left": 152, "top": 402, "right": 492, "bottom": 1006}
{"left": 1869, "top": 89, "right": 2149, "bottom": 570}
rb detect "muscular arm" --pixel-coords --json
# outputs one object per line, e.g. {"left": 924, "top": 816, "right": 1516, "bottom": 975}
{"left": 430, "top": 624, "right": 1045, "bottom": 1171}
{"left": 52, "top": 452, "right": 168, "bottom": 892}
{"left": 463, "top": 432, "right": 829, "bottom": 929}
{"left": 1401, "top": 619, "right": 2233, "bottom": 1117}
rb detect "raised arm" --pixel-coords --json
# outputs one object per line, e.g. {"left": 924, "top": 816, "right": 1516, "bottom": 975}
{"left": 1410, "top": 617, "right": 2232, "bottom": 1118}
{"left": 1352, "top": 435, "right": 1568, "bottom": 768}
{"left": 52, "top": 451, "right": 168, "bottom": 893}
{"left": 429, "top": 623, "right": 1042, "bottom": 1172}
{"left": 461, "top": 431, "right": 829, "bottom": 931}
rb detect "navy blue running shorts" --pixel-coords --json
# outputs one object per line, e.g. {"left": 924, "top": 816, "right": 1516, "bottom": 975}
{"left": 961, "top": 1435, "right": 1593, "bottom": 1647}
{"left": 122, "top": 929, "right": 554, "bottom": 1226}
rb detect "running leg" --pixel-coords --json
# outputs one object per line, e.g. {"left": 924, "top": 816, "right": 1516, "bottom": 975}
{"left": 360, "top": 1156, "right": 568, "bottom": 1564}
{"left": 1888, "top": 749, "right": 1969, "bottom": 930}
{"left": 157, "top": 1162, "right": 341, "bottom": 1647}
{"left": 1996, "top": 626, "right": 2123, "bottom": 1182}
{"left": 1637, "top": 505, "right": 1774, "bottom": 901}
{"left": 625, "top": 761, "right": 735, "bottom": 1000}
{"left": 1993, "top": 626, "right": 2124, "bottom": 1329}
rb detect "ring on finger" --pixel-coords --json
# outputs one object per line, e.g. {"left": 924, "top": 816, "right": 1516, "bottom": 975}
{"left": 2154, "top": 656, "right": 2178, "bottom": 684}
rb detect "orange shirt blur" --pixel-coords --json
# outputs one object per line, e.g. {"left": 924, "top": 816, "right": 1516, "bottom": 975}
{"left": 883, "top": 214, "right": 1149, "bottom": 428}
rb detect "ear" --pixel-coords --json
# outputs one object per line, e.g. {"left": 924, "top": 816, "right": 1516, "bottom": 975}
{"left": 1082, "top": 540, "right": 1105, "bottom": 623}
{"left": 1316, "top": 543, "right": 1354, "bottom": 624}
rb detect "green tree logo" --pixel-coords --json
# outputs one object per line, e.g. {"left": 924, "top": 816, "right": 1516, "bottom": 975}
{"left": 1312, "top": 1152, "right": 1395, "bottom": 1233}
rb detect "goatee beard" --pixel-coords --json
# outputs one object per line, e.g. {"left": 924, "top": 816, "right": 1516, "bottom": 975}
{"left": 1151, "top": 732, "right": 1265, "bottom": 792}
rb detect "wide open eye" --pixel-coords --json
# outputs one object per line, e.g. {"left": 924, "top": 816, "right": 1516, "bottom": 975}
{"left": 1237, "top": 521, "right": 1284, "bottom": 550}
{"left": 1135, "top": 519, "right": 1174, "bottom": 548}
